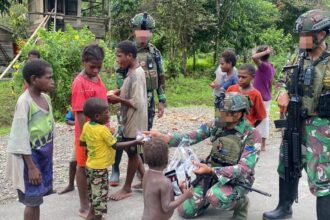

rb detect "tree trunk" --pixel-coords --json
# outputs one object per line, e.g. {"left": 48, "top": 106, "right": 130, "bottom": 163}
{"left": 193, "top": 48, "right": 196, "bottom": 71}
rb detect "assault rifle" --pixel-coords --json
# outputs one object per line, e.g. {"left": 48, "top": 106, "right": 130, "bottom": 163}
{"left": 274, "top": 51, "right": 306, "bottom": 182}
{"left": 192, "top": 159, "right": 271, "bottom": 197}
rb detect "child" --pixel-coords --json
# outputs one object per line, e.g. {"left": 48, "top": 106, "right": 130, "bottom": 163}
{"left": 71, "top": 44, "right": 108, "bottom": 217}
{"left": 227, "top": 64, "right": 266, "bottom": 127}
{"left": 252, "top": 46, "right": 275, "bottom": 151}
{"left": 58, "top": 109, "right": 76, "bottom": 194}
{"left": 209, "top": 50, "right": 238, "bottom": 108}
{"left": 108, "top": 40, "right": 148, "bottom": 201}
{"left": 6, "top": 59, "right": 55, "bottom": 220}
{"left": 81, "top": 97, "right": 142, "bottom": 220}
{"left": 142, "top": 138, "right": 194, "bottom": 220}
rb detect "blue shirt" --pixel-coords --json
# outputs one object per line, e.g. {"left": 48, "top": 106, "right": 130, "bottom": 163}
{"left": 65, "top": 111, "right": 75, "bottom": 122}
{"left": 220, "top": 73, "right": 238, "bottom": 90}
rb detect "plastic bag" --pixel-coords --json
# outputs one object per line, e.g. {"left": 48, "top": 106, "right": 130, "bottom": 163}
{"left": 164, "top": 140, "right": 199, "bottom": 195}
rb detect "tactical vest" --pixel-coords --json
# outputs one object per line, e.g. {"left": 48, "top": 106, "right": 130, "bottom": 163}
{"left": 300, "top": 52, "right": 330, "bottom": 116}
{"left": 137, "top": 44, "right": 159, "bottom": 90}
{"left": 209, "top": 128, "right": 244, "bottom": 167}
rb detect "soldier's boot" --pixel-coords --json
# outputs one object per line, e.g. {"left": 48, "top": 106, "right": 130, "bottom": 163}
{"left": 317, "top": 194, "right": 330, "bottom": 220}
{"left": 109, "top": 149, "right": 123, "bottom": 186}
{"left": 263, "top": 177, "right": 299, "bottom": 219}
{"left": 232, "top": 196, "right": 249, "bottom": 220}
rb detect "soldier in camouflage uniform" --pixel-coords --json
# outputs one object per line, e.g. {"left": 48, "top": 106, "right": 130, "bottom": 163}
{"left": 145, "top": 93, "right": 261, "bottom": 219}
{"left": 110, "top": 12, "right": 166, "bottom": 185}
{"left": 263, "top": 9, "right": 330, "bottom": 220}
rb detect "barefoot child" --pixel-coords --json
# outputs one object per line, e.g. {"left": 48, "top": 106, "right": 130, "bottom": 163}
{"left": 58, "top": 109, "right": 76, "bottom": 194}
{"left": 80, "top": 98, "right": 142, "bottom": 220}
{"left": 6, "top": 59, "right": 55, "bottom": 220}
{"left": 71, "top": 44, "right": 108, "bottom": 217}
{"left": 108, "top": 40, "right": 148, "bottom": 201}
{"left": 142, "top": 138, "right": 194, "bottom": 220}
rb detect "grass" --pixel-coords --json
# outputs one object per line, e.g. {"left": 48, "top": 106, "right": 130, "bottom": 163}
{"left": 0, "top": 80, "right": 17, "bottom": 135}
{"left": 165, "top": 75, "right": 213, "bottom": 107}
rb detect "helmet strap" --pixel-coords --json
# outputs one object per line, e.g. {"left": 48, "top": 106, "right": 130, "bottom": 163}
{"left": 312, "top": 30, "right": 329, "bottom": 50}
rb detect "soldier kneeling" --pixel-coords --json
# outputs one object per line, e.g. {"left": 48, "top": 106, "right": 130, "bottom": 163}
{"left": 145, "top": 93, "right": 262, "bottom": 219}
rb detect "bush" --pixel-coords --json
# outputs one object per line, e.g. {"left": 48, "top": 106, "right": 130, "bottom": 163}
{"left": 12, "top": 25, "right": 115, "bottom": 120}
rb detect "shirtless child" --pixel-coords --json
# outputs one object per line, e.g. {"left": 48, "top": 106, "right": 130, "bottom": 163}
{"left": 142, "top": 138, "right": 193, "bottom": 220}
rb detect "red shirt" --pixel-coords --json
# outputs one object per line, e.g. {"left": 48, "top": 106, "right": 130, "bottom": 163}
{"left": 226, "top": 84, "right": 266, "bottom": 126}
{"left": 71, "top": 74, "right": 108, "bottom": 141}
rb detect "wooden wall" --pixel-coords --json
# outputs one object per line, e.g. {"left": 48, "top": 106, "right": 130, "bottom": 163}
{"left": 0, "top": 28, "right": 14, "bottom": 66}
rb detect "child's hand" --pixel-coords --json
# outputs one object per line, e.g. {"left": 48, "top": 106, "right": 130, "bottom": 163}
{"left": 107, "top": 89, "right": 120, "bottom": 96}
{"left": 182, "top": 187, "right": 194, "bottom": 199}
{"left": 28, "top": 167, "right": 42, "bottom": 185}
{"left": 136, "top": 136, "right": 144, "bottom": 145}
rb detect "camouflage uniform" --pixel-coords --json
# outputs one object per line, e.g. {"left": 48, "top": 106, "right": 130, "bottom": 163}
{"left": 264, "top": 9, "right": 330, "bottom": 220}
{"left": 277, "top": 56, "right": 330, "bottom": 197}
{"left": 168, "top": 115, "right": 261, "bottom": 218}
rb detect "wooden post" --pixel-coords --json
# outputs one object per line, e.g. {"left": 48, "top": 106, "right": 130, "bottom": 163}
{"left": 54, "top": 0, "right": 58, "bottom": 31}
{"left": 77, "top": 0, "right": 81, "bottom": 26}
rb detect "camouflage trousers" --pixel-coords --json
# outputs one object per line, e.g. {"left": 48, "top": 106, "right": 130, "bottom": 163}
{"left": 177, "top": 179, "right": 247, "bottom": 218}
{"left": 147, "top": 90, "right": 155, "bottom": 130}
{"left": 277, "top": 116, "right": 330, "bottom": 197}
{"left": 86, "top": 168, "right": 108, "bottom": 215}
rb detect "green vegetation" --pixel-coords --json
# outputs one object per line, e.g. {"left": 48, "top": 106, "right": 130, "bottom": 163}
{"left": 0, "top": 80, "right": 17, "bottom": 133}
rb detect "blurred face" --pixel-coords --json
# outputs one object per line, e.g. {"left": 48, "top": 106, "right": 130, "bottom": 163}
{"left": 134, "top": 30, "right": 152, "bottom": 48}
{"left": 116, "top": 48, "right": 133, "bottom": 69}
{"left": 238, "top": 69, "right": 253, "bottom": 89}
{"left": 299, "top": 31, "right": 326, "bottom": 50}
{"left": 219, "top": 58, "right": 232, "bottom": 73}
{"left": 299, "top": 33, "right": 314, "bottom": 49}
{"left": 95, "top": 108, "right": 110, "bottom": 125}
{"left": 32, "top": 67, "right": 55, "bottom": 92}
{"left": 83, "top": 60, "right": 103, "bottom": 78}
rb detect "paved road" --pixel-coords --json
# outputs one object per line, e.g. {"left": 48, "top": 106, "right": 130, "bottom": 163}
{"left": 0, "top": 131, "right": 316, "bottom": 220}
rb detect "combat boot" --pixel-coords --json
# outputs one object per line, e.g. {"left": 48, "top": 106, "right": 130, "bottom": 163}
{"left": 317, "top": 194, "right": 330, "bottom": 220}
{"left": 263, "top": 177, "right": 299, "bottom": 220}
{"left": 232, "top": 196, "right": 249, "bottom": 220}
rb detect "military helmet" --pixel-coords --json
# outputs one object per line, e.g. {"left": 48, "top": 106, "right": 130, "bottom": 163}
{"left": 220, "top": 93, "right": 250, "bottom": 114}
{"left": 294, "top": 9, "right": 330, "bottom": 33}
{"left": 131, "top": 12, "right": 155, "bottom": 31}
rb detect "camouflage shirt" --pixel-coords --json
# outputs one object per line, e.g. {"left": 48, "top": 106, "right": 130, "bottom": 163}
{"left": 168, "top": 118, "right": 261, "bottom": 186}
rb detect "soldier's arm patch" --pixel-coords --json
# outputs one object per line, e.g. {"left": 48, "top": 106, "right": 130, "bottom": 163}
{"left": 245, "top": 146, "right": 254, "bottom": 152}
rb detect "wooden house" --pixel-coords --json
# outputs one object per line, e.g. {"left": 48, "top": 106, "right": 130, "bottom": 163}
{"left": 0, "top": 25, "right": 14, "bottom": 66}
{"left": 28, "top": 0, "right": 108, "bottom": 39}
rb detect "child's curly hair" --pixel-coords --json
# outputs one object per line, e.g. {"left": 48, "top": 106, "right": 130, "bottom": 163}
{"left": 144, "top": 138, "right": 169, "bottom": 169}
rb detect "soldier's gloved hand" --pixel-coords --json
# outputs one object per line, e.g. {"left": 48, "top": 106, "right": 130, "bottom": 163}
{"left": 157, "top": 102, "right": 165, "bottom": 118}
{"left": 277, "top": 91, "right": 289, "bottom": 113}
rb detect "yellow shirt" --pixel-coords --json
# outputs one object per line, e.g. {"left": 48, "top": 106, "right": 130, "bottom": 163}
{"left": 80, "top": 122, "right": 117, "bottom": 169}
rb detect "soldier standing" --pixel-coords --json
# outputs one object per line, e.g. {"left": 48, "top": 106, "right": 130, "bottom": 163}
{"left": 263, "top": 9, "right": 330, "bottom": 220}
{"left": 145, "top": 93, "right": 261, "bottom": 219}
{"left": 109, "top": 12, "right": 166, "bottom": 186}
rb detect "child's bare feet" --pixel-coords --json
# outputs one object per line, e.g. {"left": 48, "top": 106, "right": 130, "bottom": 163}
{"left": 132, "top": 182, "right": 142, "bottom": 190}
{"left": 58, "top": 185, "right": 74, "bottom": 194}
{"left": 108, "top": 188, "right": 133, "bottom": 201}
{"left": 78, "top": 209, "right": 89, "bottom": 219}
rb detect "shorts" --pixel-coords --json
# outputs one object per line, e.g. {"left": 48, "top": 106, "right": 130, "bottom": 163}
{"left": 17, "top": 189, "right": 43, "bottom": 207}
{"left": 76, "top": 140, "right": 87, "bottom": 167}
{"left": 256, "top": 100, "right": 271, "bottom": 138}
{"left": 123, "top": 137, "right": 139, "bottom": 156}
{"left": 86, "top": 167, "right": 108, "bottom": 215}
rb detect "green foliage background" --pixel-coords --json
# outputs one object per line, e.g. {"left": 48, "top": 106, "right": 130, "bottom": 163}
{"left": 11, "top": 25, "right": 115, "bottom": 119}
